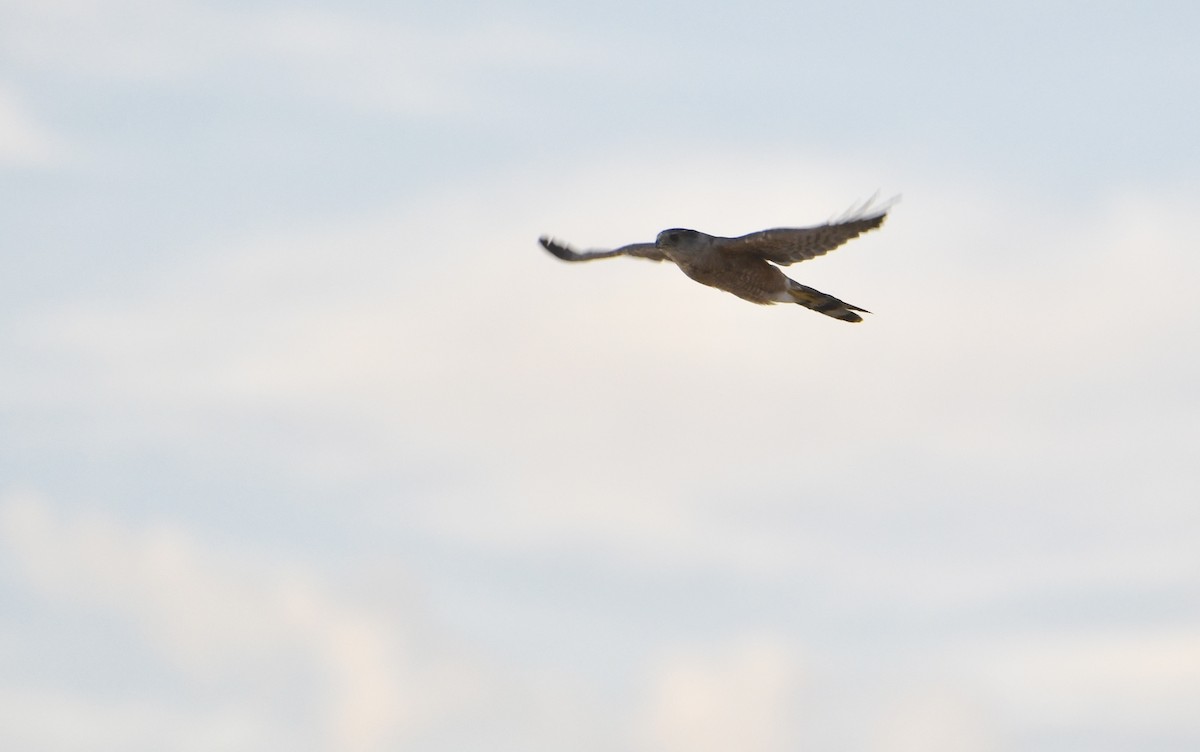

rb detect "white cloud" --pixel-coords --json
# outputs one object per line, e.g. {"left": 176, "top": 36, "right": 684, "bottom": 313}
{"left": 0, "top": 0, "right": 221, "bottom": 81}
{"left": 637, "top": 636, "right": 805, "bottom": 752}
{"left": 978, "top": 629, "right": 1200, "bottom": 732}
{"left": 248, "top": 8, "right": 576, "bottom": 116}
{"left": 0, "top": 82, "right": 69, "bottom": 165}
{"left": 0, "top": 685, "right": 281, "bottom": 752}
{"left": 0, "top": 0, "right": 580, "bottom": 116}
{"left": 0, "top": 490, "right": 476, "bottom": 751}
{"left": 0, "top": 490, "right": 729, "bottom": 752}
{"left": 869, "top": 686, "right": 997, "bottom": 752}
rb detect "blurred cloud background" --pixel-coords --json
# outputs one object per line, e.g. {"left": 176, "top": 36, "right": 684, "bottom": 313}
{"left": 2, "top": 1, "right": 1199, "bottom": 750}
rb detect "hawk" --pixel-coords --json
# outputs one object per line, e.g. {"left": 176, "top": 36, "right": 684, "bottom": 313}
{"left": 539, "top": 198, "right": 893, "bottom": 322}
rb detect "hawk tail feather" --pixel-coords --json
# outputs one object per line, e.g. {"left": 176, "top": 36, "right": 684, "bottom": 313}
{"left": 786, "top": 281, "right": 869, "bottom": 323}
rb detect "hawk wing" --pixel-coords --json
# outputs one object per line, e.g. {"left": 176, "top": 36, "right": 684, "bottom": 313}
{"left": 539, "top": 236, "right": 667, "bottom": 262}
{"left": 718, "top": 199, "right": 893, "bottom": 266}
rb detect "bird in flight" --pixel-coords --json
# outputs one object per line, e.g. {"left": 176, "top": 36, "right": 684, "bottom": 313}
{"left": 539, "top": 197, "right": 893, "bottom": 322}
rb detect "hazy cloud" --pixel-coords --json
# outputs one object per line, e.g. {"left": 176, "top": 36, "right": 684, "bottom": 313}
{"left": 0, "top": 0, "right": 578, "bottom": 116}
{"left": 0, "top": 82, "right": 69, "bottom": 165}
{"left": 0, "top": 490, "right": 464, "bottom": 751}
{"left": 637, "top": 636, "right": 804, "bottom": 752}
{"left": 2, "top": 3, "right": 1198, "bottom": 745}
{"left": 10, "top": 153, "right": 1199, "bottom": 576}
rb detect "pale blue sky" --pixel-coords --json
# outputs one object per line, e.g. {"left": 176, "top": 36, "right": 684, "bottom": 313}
{"left": 2, "top": 1, "right": 1199, "bottom": 751}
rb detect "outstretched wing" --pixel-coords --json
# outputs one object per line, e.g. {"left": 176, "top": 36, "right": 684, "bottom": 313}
{"left": 718, "top": 197, "right": 895, "bottom": 266}
{"left": 539, "top": 236, "right": 667, "bottom": 262}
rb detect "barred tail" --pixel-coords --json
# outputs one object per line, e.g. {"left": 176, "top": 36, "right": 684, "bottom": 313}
{"left": 786, "top": 280, "right": 869, "bottom": 323}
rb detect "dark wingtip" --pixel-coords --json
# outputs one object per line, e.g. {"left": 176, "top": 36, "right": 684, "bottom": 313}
{"left": 539, "top": 236, "right": 577, "bottom": 261}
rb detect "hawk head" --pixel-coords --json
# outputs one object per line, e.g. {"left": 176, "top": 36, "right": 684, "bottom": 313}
{"left": 655, "top": 228, "right": 707, "bottom": 251}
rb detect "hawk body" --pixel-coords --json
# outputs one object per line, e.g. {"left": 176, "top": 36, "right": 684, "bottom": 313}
{"left": 665, "top": 234, "right": 790, "bottom": 305}
{"left": 539, "top": 198, "right": 893, "bottom": 322}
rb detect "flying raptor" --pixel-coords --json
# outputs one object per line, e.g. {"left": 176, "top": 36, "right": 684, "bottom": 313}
{"left": 539, "top": 199, "right": 893, "bottom": 322}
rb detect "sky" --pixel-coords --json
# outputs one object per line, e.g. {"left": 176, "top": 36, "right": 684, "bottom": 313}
{"left": 2, "top": 1, "right": 1199, "bottom": 750}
